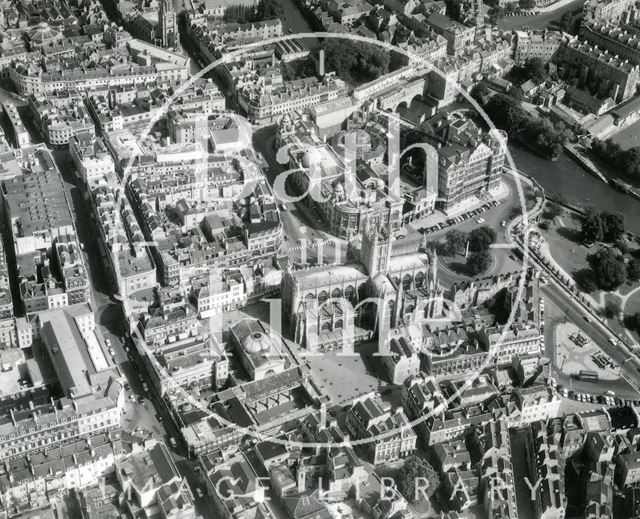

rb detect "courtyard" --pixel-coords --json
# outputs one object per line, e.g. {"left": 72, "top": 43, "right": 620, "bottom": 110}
{"left": 305, "top": 342, "right": 401, "bottom": 409}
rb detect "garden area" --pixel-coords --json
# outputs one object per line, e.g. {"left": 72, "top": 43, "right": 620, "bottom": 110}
{"left": 429, "top": 226, "right": 497, "bottom": 277}
{"left": 536, "top": 201, "right": 640, "bottom": 342}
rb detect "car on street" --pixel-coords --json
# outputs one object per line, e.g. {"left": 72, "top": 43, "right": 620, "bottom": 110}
{"left": 476, "top": 218, "right": 485, "bottom": 224}
{"left": 170, "top": 437, "right": 177, "bottom": 448}
{"left": 196, "top": 488, "right": 204, "bottom": 498}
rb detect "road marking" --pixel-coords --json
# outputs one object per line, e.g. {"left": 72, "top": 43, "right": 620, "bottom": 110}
{"left": 286, "top": 239, "right": 338, "bottom": 253}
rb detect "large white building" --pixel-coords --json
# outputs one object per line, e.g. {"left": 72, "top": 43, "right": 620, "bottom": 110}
{"left": 69, "top": 133, "right": 116, "bottom": 188}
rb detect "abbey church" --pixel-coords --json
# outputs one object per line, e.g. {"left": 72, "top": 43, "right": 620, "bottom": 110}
{"left": 280, "top": 223, "right": 444, "bottom": 352}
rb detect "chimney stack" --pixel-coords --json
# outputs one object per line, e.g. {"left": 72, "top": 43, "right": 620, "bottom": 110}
{"left": 319, "top": 49, "right": 325, "bottom": 77}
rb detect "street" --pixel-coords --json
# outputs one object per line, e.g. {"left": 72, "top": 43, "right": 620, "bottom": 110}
{"left": 48, "top": 139, "right": 216, "bottom": 516}
{"left": 542, "top": 276, "right": 640, "bottom": 399}
{"left": 252, "top": 125, "right": 348, "bottom": 265}
{"left": 497, "top": 0, "right": 585, "bottom": 31}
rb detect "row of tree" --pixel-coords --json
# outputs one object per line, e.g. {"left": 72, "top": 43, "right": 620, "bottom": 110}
{"left": 581, "top": 210, "right": 626, "bottom": 243}
{"left": 591, "top": 138, "right": 640, "bottom": 182}
{"left": 223, "top": 0, "right": 284, "bottom": 23}
{"left": 482, "top": 94, "right": 571, "bottom": 159}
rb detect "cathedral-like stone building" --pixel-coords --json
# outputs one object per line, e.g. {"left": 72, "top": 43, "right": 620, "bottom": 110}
{"left": 281, "top": 222, "right": 444, "bottom": 352}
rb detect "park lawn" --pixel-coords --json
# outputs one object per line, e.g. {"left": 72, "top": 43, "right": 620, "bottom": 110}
{"left": 623, "top": 289, "right": 640, "bottom": 319}
{"left": 538, "top": 212, "right": 591, "bottom": 277}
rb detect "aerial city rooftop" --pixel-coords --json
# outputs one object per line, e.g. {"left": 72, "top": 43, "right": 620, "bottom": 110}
{"left": 0, "top": 0, "right": 637, "bottom": 518}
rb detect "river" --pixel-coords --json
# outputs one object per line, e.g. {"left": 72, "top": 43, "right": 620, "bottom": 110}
{"left": 280, "top": 0, "right": 319, "bottom": 48}
{"left": 509, "top": 144, "right": 640, "bottom": 234}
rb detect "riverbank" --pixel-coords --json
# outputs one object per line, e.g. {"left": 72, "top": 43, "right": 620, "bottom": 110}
{"left": 508, "top": 144, "right": 640, "bottom": 234}
{"left": 565, "top": 142, "right": 640, "bottom": 204}
{"left": 564, "top": 143, "right": 609, "bottom": 184}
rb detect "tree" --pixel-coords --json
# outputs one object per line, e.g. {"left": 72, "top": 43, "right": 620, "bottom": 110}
{"left": 625, "top": 312, "right": 640, "bottom": 332}
{"left": 323, "top": 39, "right": 390, "bottom": 83}
{"left": 396, "top": 456, "right": 439, "bottom": 503}
{"left": 488, "top": 6, "right": 505, "bottom": 23}
{"left": 615, "top": 239, "right": 630, "bottom": 255}
{"left": 471, "top": 82, "right": 490, "bottom": 103}
{"left": 560, "top": 11, "right": 573, "bottom": 32}
{"left": 588, "top": 248, "right": 627, "bottom": 290}
{"left": 604, "top": 300, "right": 621, "bottom": 319}
{"left": 468, "top": 226, "right": 497, "bottom": 253}
{"left": 582, "top": 213, "right": 603, "bottom": 243}
{"left": 601, "top": 212, "right": 626, "bottom": 242}
{"left": 467, "top": 250, "right": 492, "bottom": 276}
{"left": 628, "top": 258, "right": 640, "bottom": 282}
{"left": 524, "top": 57, "right": 547, "bottom": 83}
{"left": 483, "top": 94, "right": 527, "bottom": 132}
{"left": 445, "top": 229, "right": 468, "bottom": 256}
{"left": 545, "top": 201, "right": 563, "bottom": 219}
{"left": 255, "top": 0, "right": 284, "bottom": 19}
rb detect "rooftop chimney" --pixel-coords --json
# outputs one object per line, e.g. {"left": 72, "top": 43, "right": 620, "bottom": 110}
{"left": 319, "top": 49, "right": 325, "bottom": 77}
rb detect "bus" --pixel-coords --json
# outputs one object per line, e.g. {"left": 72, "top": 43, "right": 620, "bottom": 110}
{"left": 577, "top": 370, "right": 599, "bottom": 382}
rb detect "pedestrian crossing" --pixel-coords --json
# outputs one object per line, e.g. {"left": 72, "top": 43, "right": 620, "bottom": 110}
{"left": 504, "top": 10, "right": 541, "bottom": 16}
{"left": 286, "top": 239, "right": 339, "bottom": 253}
